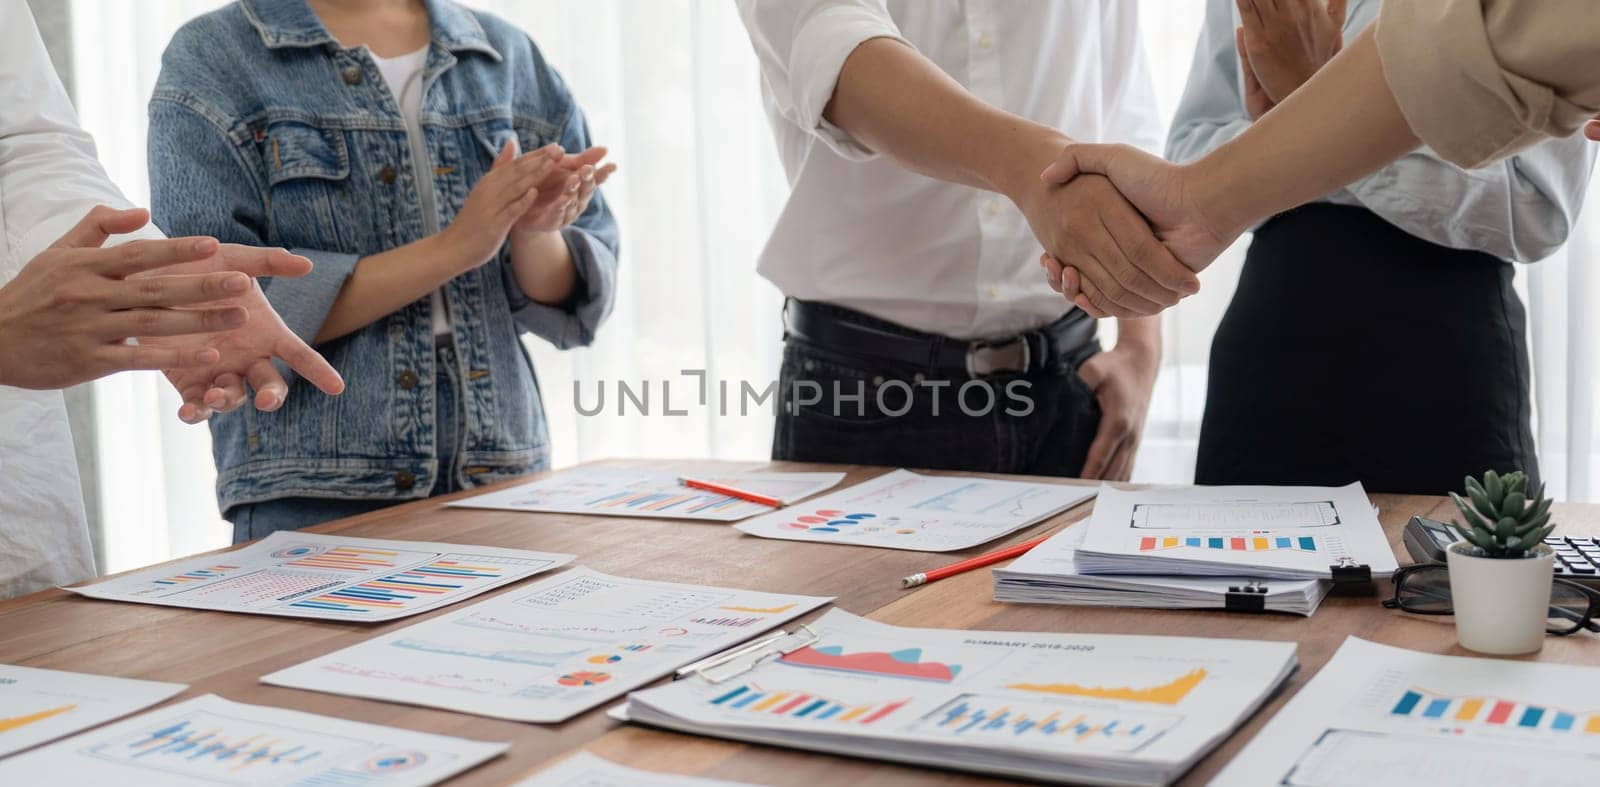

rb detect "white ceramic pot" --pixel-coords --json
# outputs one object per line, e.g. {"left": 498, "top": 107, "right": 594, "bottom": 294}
{"left": 1446, "top": 542, "right": 1554, "bottom": 656}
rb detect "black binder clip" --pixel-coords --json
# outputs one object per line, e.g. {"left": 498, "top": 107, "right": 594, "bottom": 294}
{"left": 1224, "top": 582, "right": 1268, "bottom": 612}
{"left": 1329, "top": 557, "right": 1376, "bottom": 596}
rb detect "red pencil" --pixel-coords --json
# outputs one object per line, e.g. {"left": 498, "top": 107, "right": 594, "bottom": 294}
{"left": 900, "top": 533, "right": 1054, "bottom": 588}
{"left": 680, "top": 477, "right": 783, "bottom": 508}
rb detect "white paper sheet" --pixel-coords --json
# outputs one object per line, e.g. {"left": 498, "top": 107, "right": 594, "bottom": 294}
{"left": 0, "top": 665, "right": 185, "bottom": 758}
{"left": 65, "top": 532, "right": 573, "bottom": 622}
{"left": 262, "top": 567, "right": 832, "bottom": 723}
{"left": 1075, "top": 483, "right": 1398, "bottom": 579}
{"left": 513, "top": 752, "right": 760, "bottom": 787}
{"left": 735, "top": 470, "right": 1095, "bottom": 552}
{"left": 447, "top": 468, "right": 846, "bottom": 521}
{"left": 622, "top": 609, "right": 1296, "bottom": 786}
{"left": 1215, "top": 637, "right": 1600, "bottom": 787}
{"left": 0, "top": 693, "right": 505, "bottom": 785}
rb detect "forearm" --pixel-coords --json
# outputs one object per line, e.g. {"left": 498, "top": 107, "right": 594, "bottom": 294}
{"left": 1189, "top": 28, "right": 1418, "bottom": 239}
{"left": 508, "top": 229, "right": 577, "bottom": 306}
{"left": 1113, "top": 316, "right": 1161, "bottom": 360}
{"left": 825, "top": 37, "right": 1065, "bottom": 199}
{"left": 314, "top": 235, "right": 465, "bottom": 343}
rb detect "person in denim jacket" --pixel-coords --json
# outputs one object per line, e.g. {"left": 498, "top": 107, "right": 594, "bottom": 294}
{"left": 149, "top": 0, "right": 618, "bottom": 540}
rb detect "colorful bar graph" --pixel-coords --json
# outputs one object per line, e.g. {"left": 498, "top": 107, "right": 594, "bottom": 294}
{"left": 286, "top": 560, "right": 506, "bottom": 614}
{"left": 152, "top": 565, "right": 238, "bottom": 586}
{"left": 1389, "top": 687, "right": 1600, "bottom": 735}
{"left": 284, "top": 547, "right": 401, "bottom": 573}
{"left": 911, "top": 694, "right": 1176, "bottom": 754}
{"left": 709, "top": 684, "right": 906, "bottom": 726}
{"left": 117, "top": 717, "right": 324, "bottom": 771}
{"left": 1137, "top": 536, "right": 1318, "bottom": 553}
{"left": 690, "top": 616, "right": 761, "bottom": 627}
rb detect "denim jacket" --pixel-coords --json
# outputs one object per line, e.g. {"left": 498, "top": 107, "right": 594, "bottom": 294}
{"left": 148, "top": 0, "right": 618, "bottom": 514}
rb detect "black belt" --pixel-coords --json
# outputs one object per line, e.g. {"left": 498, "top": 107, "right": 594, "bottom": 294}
{"left": 783, "top": 299, "right": 1097, "bottom": 378}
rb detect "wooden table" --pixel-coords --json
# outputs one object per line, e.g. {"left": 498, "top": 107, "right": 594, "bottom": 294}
{"left": 3, "top": 460, "right": 1597, "bottom": 785}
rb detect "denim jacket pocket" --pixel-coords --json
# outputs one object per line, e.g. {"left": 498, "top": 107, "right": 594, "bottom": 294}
{"left": 470, "top": 116, "right": 555, "bottom": 162}
{"left": 263, "top": 120, "right": 351, "bottom": 243}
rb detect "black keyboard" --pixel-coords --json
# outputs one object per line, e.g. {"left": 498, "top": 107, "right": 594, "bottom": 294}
{"left": 1547, "top": 536, "right": 1600, "bottom": 585}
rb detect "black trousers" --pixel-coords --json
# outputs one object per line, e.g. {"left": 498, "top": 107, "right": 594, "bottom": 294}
{"left": 1197, "top": 203, "right": 1538, "bottom": 495}
{"left": 772, "top": 309, "right": 1102, "bottom": 476}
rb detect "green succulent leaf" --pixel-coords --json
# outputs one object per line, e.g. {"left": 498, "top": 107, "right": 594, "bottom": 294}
{"left": 1500, "top": 491, "right": 1526, "bottom": 518}
{"left": 1485, "top": 470, "right": 1503, "bottom": 499}
{"left": 1468, "top": 486, "right": 1498, "bottom": 520}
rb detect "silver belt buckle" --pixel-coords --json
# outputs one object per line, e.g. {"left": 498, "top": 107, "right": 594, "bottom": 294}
{"left": 965, "top": 337, "right": 1030, "bottom": 378}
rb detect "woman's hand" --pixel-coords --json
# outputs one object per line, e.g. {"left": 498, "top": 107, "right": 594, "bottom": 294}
{"left": 512, "top": 146, "right": 617, "bottom": 236}
{"left": 1236, "top": 0, "right": 1347, "bottom": 105}
{"left": 440, "top": 140, "right": 557, "bottom": 269}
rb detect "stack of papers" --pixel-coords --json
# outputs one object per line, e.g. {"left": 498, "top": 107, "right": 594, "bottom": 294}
{"left": 620, "top": 609, "right": 1297, "bottom": 786}
{"left": 1073, "top": 483, "right": 1398, "bottom": 580}
{"left": 994, "top": 525, "right": 1331, "bottom": 616}
{"left": 1216, "top": 637, "right": 1600, "bottom": 786}
{"left": 736, "top": 470, "right": 1096, "bottom": 552}
{"left": 0, "top": 666, "right": 184, "bottom": 758}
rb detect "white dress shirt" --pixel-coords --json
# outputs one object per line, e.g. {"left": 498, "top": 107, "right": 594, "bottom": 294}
{"left": 736, "top": 0, "right": 1163, "bottom": 340}
{"left": 1168, "top": 0, "right": 1595, "bottom": 263}
{"left": 0, "top": 0, "right": 160, "bottom": 599}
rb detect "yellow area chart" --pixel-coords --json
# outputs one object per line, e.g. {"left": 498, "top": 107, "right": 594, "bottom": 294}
{"left": 1006, "top": 668, "right": 1206, "bottom": 706}
{"left": 717, "top": 603, "right": 797, "bottom": 614}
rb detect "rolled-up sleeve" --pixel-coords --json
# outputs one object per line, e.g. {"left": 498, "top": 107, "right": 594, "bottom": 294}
{"left": 734, "top": 0, "right": 905, "bottom": 161}
{"left": 502, "top": 102, "right": 617, "bottom": 350}
{"left": 148, "top": 97, "right": 357, "bottom": 345}
{"left": 1377, "top": 0, "right": 1600, "bottom": 169}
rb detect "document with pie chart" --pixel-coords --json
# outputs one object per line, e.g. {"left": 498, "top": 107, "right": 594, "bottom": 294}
{"left": 262, "top": 567, "right": 832, "bottom": 723}
{"left": 736, "top": 470, "right": 1096, "bottom": 552}
{"left": 620, "top": 609, "right": 1297, "bottom": 786}
{"left": 0, "top": 694, "right": 506, "bottom": 786}
{"left": 64, "top": 532, "right": 573, "bottom": 622}
{"left": 0, "top": 665, "right": 184, "bottom": 758}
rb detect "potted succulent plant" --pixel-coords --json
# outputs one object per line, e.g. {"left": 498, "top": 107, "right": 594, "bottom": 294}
{"left": 1445, "top": 470, "right": 1555, "bottom": 655}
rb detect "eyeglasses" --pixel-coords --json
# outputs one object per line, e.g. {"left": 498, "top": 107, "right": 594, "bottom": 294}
{"left": 1383, "top": 563, "right": 1600, "bottom": 636}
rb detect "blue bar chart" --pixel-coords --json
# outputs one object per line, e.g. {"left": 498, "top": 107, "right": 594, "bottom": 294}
{"left": 909, "top": 694, "right": 1179, "bottom": 753}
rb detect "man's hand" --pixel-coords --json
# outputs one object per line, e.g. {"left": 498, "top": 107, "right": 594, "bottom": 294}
{"left": 1238, "top": 28, "right": 1275, "bottom": 120}
{"left": 0, "top": 206, "right": 253, "bottom": 390}
{"left": 1014, "top": 173, "right": 1199, "bottom": 319}
{"left": 1040, "top": 145, "right": 1231, "bottom": 317}
{"left": 1076, "top": 328, "right": 1159, "bottom": 481}
{"left": 1236, "top": 0, "right": 1347, "bottom": 105}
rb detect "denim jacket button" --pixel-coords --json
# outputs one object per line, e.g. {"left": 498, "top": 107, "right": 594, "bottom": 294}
{"left": 378, "top": 165, "right": 397, "bottom": 185}
{"left": 341, "top": 66, "right": 362, "bottom": 85}
{"left": 398, "top": 370, "right": 419, "bottom": 389}
{"left": 394, "top": 470, "right": 416, "bottom": 491}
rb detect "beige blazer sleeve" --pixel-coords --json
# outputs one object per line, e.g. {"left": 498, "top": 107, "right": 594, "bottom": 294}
{"left": 1377, "top": 0, "right": 1600, "bottom": 169}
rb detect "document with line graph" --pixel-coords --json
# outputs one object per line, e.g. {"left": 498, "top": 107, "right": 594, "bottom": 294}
{"left": 64, "top": 532, "right": 573, "bottom": 622}
{"left": 0, "top": 694, "right": 506, "bottom": 786}
{"left": 0, "top": 665, "right": 184, "bottom": 758}
{"left": 619, "top": 609, "right": 1297, "bottom": 787}
{"left": 1074, "top": 483, "right": 1398, "bottom": 580}
{"left": 736, "top": 469, "right": 1096, "bottom": 551}
{"left": 262, "top": 567, "right": 831, "bottom": 723}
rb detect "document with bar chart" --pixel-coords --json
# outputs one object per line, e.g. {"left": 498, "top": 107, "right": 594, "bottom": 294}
{"left": 0, "top": 665, "right": 184, "bottom": 758}
{"left": 262, "top": 568, "right": 831, "bottom": 723}
{"left": 736, "top": 469, "right": 1096, "bottom": 552}
{"left": 1215, "top": 637, "right": 1600, "bottom": 787}
{"left": 64, "top": 532, "right": 573, "bottom": 622}
{"left": 620, "top": 609, "right": 1297, "bottom": 786}
{"left": 1074, "top": 483, "right": 1397, "bottom": 580}
{"left": 447, "top": 467, "right": 846, "bottom": 521}
{"left": 0, "top": 694, "right": 505, "bottom": 785}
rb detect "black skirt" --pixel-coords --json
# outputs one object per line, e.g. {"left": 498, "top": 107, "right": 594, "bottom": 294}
{"left": 1195, "top": 203, "right": 1539, "bottom": 495}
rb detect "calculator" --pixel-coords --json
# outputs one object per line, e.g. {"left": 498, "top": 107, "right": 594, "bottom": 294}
{"left": 1403, "top": 516, "right": 1600, "bottom": 587}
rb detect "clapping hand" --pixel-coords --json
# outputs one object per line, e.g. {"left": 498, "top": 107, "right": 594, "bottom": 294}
{"left": 1235, "top": 0, "right": 1348, "bottom": 118}
{"left": 513, "top": 144, "right": 616, "bottom": 236}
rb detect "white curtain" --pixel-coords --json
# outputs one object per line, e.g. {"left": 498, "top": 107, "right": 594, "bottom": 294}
{"left": 67, "top": 0, "right": 1599, "bottom": 574}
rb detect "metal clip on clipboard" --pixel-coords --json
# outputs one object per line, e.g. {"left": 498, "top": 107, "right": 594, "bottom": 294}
{"left": 1223, "top": 581, "right": 1269, "bottom": 612}
{"left": 673, "top": 624, "right": 820, "bottom": 684}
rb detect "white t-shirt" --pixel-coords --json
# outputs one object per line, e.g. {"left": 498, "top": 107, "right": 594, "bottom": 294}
{"left": 0, "top": 0, "right": 162, "bottom": 599}
{"left": 373, "top": 45, "right": 452, "bottom": 338}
